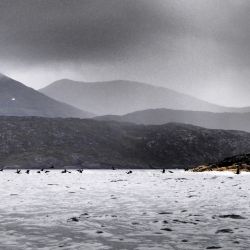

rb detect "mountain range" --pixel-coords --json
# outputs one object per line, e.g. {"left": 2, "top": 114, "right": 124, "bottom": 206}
{"left": 1, "top": 74, "right": 250, "bottom": 169}
{"left": 96, "top": 108, "right": 250, "bottom": 133}
{"left": 1, "top": 116, "right": 250, "bottom": 169}
{"left": 0, "top": 73, "right": 93, "bottom": 118}
{"left": 40, "top": 79, "right": 250, "bottom": 115}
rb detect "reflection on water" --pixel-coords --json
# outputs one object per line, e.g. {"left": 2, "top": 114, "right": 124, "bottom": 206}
{"left": 0, "top": 170, "right": 249, "bottom": 250}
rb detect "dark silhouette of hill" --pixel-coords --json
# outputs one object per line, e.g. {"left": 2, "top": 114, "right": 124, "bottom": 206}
{"left": 1, "top": 116, "right": 250, "bottom": 169}
{"left": 96, "top": 108, "right": 250, "bottom": 132}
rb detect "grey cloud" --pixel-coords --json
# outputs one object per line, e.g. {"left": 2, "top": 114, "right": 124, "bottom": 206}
{"left": 0, "top": 0, "right": 249, "bottom": 68}
{"left": 0, "top": 0, "right": 250, "bottom": 107}
{"left": 0, "top": 0, "right": 183, "bottom": 64}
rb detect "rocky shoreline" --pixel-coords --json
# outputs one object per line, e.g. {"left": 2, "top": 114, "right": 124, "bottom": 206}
{"left": 192, "top": 154, "right": 250, "bottom": 172}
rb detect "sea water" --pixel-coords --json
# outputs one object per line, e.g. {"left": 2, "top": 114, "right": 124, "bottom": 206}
{"left": 0, "top": 170, "right": 249, "bottom": 250}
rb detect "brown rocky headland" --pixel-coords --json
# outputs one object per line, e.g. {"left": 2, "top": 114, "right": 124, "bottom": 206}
{"left": 192, "top": 154, "right": 250, "bottom": 172}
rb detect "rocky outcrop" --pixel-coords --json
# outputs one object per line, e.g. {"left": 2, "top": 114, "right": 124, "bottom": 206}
{"left": 192, "top": 154, "right": 250, "bottom": 172}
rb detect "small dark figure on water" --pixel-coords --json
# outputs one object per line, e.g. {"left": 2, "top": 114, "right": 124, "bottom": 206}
{"left": 112, "top": 167, "right": 116, "bottom": 170}
{"left": 236, "top": 164, "right": 241, "bottom": 174}
{"left": 26, "top": 170, "right": 30, "bottom": 174}
{"left": 126, "top": 170, "right": 133, "bottom": 174}
{"left": 16, "top": 169, "right": 21, "bottom": 174}
{"left": 162, "top": 169, "right": 165, "bottom": 173}
{"left": 0, "top": 169, "right": 3, "bottom": 172}
{"left": 62, "top": 169, "right": 71, "bottom": 173}
{"left": 77, "top": 169, "right": 83, "bottom": 173}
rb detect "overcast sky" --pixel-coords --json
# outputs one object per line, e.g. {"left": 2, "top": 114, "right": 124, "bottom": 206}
{"left": 0, "top": 0, "right": 249, "bottom": 107}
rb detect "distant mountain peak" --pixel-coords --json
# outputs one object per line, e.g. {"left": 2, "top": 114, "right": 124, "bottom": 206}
{"left": 40, "top": 79, "right": 243, "bottom": 115}
{"left": 0, "top": 75, "right": 94, "bottom": 118}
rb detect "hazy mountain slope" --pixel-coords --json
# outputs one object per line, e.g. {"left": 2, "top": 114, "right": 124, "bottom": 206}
{"left": 96, "top": 108, "right": 250, "bottom": 132}
{"left": 1, "top": 116, "right": 250, "bottom": 169}
{"left": 40, "top": 79, "right": 239, "bottom": 115}
{"left": 0, "top": 73, "right": 93, "bottom": 118}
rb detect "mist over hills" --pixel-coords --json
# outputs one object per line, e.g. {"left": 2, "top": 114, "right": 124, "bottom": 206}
{"left": 96, "top": 108, "right": 250, "bottom": 133}
{"left": 1, "top": 116, "right": 250, "bottom": 169}
{"left": 2, "top": 73, "right": 250, "bottom": 170}
{"left": 40, "top": 79, "right": 246, "bottom": 115}
{"left": 0, "top": 73, "right": 93, "bottom": 118}
{"left": 2, "top": 72, "right": 250, "bottom": 133}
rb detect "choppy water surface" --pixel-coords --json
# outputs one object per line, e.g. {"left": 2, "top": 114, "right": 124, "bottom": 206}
{"left": 0, "top": 170, "right": 249, "bottom": 250}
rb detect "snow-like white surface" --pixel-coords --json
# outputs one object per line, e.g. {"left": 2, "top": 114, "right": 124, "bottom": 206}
{"left": 0, "top": 170, "right": 249, "bottom": 250}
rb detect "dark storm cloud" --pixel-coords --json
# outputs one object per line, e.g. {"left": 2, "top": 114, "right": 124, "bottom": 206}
{"left": 0, "top": 0, "right": 249, "bottom": 67}
{"left": 0, "top": 0, "right": 184, "bottom": 64}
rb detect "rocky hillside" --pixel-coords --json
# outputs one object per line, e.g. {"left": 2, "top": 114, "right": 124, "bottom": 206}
{"left": 192, "top": 154, "right": 250, "bottom": 172}
{"left": 1, "top": 117, "right": 250, "bottom": 169}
